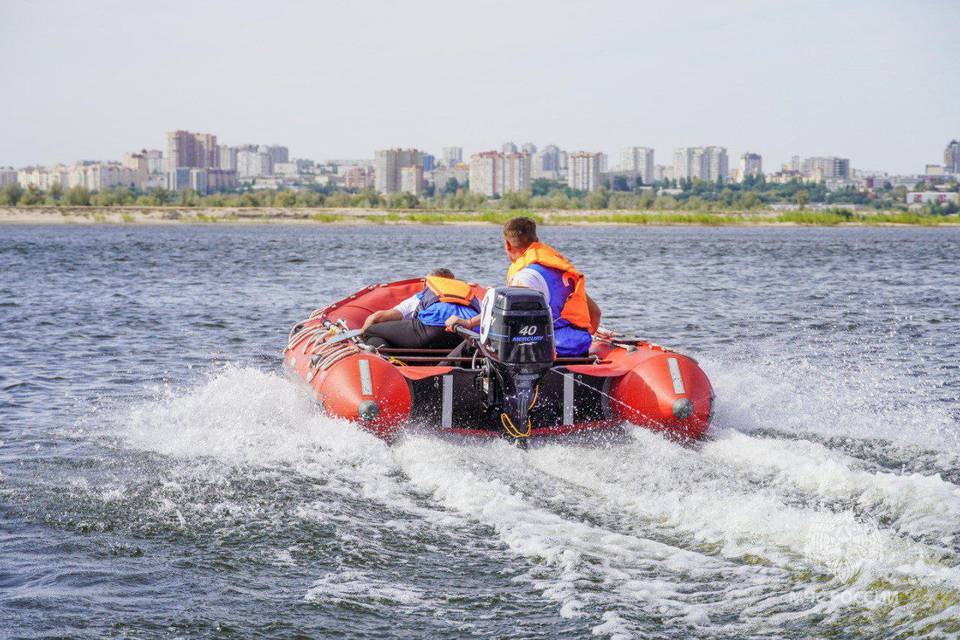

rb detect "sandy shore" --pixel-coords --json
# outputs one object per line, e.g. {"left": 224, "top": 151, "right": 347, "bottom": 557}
{"left": 0, "top": 206, "right": 956, "bottom": 226}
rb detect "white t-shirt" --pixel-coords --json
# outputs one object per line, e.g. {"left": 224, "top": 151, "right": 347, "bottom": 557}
{"left": 392, "top": 293, "right": 422, "bottom": 320}
{"left": 509, "top": 267, "right": 551, "bottom": 305}
{"left": 395, "top": 271, "right": 550, "bottom": 319}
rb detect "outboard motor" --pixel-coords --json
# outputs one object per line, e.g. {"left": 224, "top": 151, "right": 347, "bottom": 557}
{"left": 477, "top": 287, "right": 555, "bottom": 442}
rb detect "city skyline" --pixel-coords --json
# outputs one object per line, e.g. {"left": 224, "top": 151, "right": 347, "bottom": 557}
{"left": 2, "top": 1, "right": 959, "bottom": 173}
{"left": 9, "top": 125, "right": 960, "bottom": 198}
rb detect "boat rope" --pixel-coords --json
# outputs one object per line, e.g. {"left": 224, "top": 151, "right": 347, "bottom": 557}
{"left": 287, "top": 318, "right": 368, "bottom": 382}
{"left": 500, "top": 413, "right": 531, "bottom": 439}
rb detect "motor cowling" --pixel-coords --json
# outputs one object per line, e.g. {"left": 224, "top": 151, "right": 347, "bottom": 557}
{"left": 478, "top": 287, "right": 555, "bottom": 439}
{"left": 479, "top": 286, "right": 555, "bottom": 366}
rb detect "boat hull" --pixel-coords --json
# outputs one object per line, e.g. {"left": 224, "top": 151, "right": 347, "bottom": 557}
{"left": 284, "top": 279, "right": 713, "bottom": 440}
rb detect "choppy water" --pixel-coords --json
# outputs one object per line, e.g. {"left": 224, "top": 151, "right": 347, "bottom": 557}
{"left": 1, "top": 224, "right": 959, "bottom": 639}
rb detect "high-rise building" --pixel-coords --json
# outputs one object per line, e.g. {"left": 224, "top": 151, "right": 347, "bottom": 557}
{"left": 499, "top": 153, "right": 531, "bottom": 194}
{"left": 141, "top": 149, "right": 164, "bottom": 174}
{"left": 703, "top": 147, "right": 728, "bottom": 182}
{"left": 266, "top": 145, "right": 289, "bottom": 165}
{"left": 218, "top": 145, "right": 238, "bottom": 171}
{"left": 167, "top": 167, "right": 192, "bottom": 192}
{"left": 400, "top": 166, "right": 424, "bottom": 196}
{"left": 236, "top": 148, "right": 273, "bottom": 177}
{"left": 620, "top": 147, "right": 655, "bottom": 184}
{"left": 166, "top": 130, "right": 218, "bottom": 170}
{"left": 374, "top": 149, "right": 423, "bottom": 194}
{"left": 343, "top": 166, "right": 375, "bottom": 190}
{"left": 121, "top": 152, "right": 150, "bottom": 188}
{"left": 167, "top": 167, "right": 236, "bottom": 193}
{"left": 0, "top": 167, "right": 17, "bottom": 187}
{"left": 801, "top": 156, "right": 850, "bottom": 181}
{"left": 531, "top": 145, "right": 563, "bottom": 179}
{"left": 945, "top": 140, "right": 960, "bottom": 173}
{"left": 122, "top": 152, "right": 147, "bottom": 172}
{"left": 441, "top": 147, "right": 463, "bottom": 167}
{"left": 738, "top": 153, "right": 763, "bottom": 182}
{"left": 653, "top": 164, "right": 670, "bottom": 182}
{"left": 430, "top": 165, "right": 469, "bottom": 192}
{"left": 422, "top": 153, "right": 435, "bottom": 172}
{"left": 467, "top": 151, "right": 530, "bottom": 196}
{"left": 568, "top": 152, "right": 602, "bottom": 192}
{"left": 541, "top": 145, "right": 561, "bottom": 171}
{"left": 521, "top": 143, "right": 537, "bottom": 155}
{"left": 501, "top": 142, "right": 518, "bottom": 154}
{"left": 469, "top": 151, "right": 499, "bottom": 197}
{"left": 206, "top": 169, "right": 238, "bottom": 193}
{"left": 125, "top": 149, "right": 164, "bottom": 176}
{"left": 673, "top": 147, "right": 703, "bottom": 182}
{"left": 673, "top": 146, "right": 728, "bottom": 183}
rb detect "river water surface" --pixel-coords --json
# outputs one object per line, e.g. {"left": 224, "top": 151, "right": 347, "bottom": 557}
{"left": 1, "top": 224, "right": 959, "bottom": 638}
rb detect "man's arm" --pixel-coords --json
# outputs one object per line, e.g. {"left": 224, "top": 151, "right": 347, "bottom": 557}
{"left": 361, "top": 308, "right": 403, "bottom": 332}
{"left": 363, "top": 293, "right": 420, "bottom": 332}
{"left": 586, "top": 293, "right": 602, "bottom": 334}
{"left": 444, "top": 314, "right": 481, "bottom": 331}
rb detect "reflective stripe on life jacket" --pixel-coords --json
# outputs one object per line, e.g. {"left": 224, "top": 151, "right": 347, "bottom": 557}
{"left": 506, "top": 242, "right": 592, "bottom": 331}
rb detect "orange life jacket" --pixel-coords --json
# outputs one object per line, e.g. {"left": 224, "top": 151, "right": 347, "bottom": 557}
{"left": 506, "top": 242, "right": 592, "bottom": 330}
{"left": 421, "top": 276, "right": 481, "bottom": 311}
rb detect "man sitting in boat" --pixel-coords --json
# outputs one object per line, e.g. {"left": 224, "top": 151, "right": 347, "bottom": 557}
{"left": 361, "top": 268, "right": 481, "bottom": 350}
{"left": 446, "top": 216, "right": 601, "bottom": 357}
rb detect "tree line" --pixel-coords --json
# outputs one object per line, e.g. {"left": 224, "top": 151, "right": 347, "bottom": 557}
{"left": 2, "top": 176, "right": 957, "bottom": 215}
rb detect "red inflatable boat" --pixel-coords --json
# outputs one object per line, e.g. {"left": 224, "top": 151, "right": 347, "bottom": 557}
{"left": 284, "top": 278, "right": 713, "bottom": 444}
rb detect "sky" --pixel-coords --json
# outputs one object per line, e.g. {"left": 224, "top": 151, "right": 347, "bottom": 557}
{"left": 1, "top": 0, "right": 958, "bottom": 174}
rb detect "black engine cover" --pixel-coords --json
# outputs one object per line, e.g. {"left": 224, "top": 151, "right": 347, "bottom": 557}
{"left": 479, "top": 286, "right": 555, "bottom": 367}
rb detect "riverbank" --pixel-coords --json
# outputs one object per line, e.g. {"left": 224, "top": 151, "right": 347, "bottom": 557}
{"left": 2, "top": 206, "right": 959, "bottom": 226}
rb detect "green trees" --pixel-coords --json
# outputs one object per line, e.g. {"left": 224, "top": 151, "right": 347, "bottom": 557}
{"left": 18, "top": 185, "right": 43, "bottom": 205}
{"left": 0, "top": 173, "right": 930, "bottom": 215}
{"left": 385, "top": 192, "right": 418, "bottom": 209}
{"left": 150, "top": 187, "right": 173, "bottom": 205}
{"left": 274, "top": 190, "right": 298, "bottom": 208}
{"left": 586, "top": 188, "right": 610, "bottom": 209}
{"left": 47, "top": 183, "right": 64, "bottom": 203}
{"left": 92, "top": 186, "right": 134, "bottom": 206}
{"left": 326, "top": 191, "right": 352, "bottom": 208}
{"left": 501, "top": 191, "right": 531, "bottom": 210}
{"left": 1, "top": 183, "right": 25, "bottom": 205}
{"left": 178, "top": 188, "right": 200, "bottom": 206}
{"left": 738, "top": 191, "right": 761, "bottom": 209}
{"left": 64, "top": 186, "right": 92, "bottom": 206}
{"left": 295, "top": 190, "right": 326, "bottom": 207}
{"left": 532, "top": 178, "right": 565, "bottom": 196}
{"left": 353, "top": 189, "right": 382, "bottom": 208}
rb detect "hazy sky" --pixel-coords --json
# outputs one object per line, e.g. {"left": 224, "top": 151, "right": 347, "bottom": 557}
{"left": 2, "top": 0, "right": 958, "bottom": 173}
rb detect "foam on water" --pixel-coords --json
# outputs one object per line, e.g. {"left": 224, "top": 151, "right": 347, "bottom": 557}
{"left": 102, "top": 356, "right": 960, "bottom": 637}
{"left": 705, "top": 339, "right": 960, "bottom": 457}
{"left": 704, "top": 431, "right": 960, "bottom": 543}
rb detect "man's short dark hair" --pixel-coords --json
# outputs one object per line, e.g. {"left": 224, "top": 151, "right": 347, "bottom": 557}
{"left": 503, "top": 216, "right": 538, "bottom": 249}
{"left": 429, "top": 268, "right": 455, "bottom": 279}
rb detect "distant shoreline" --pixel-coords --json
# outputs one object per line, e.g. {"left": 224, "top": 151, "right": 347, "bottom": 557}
{"left": 1, "top": 206, "right": 958, "bottom": 227}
